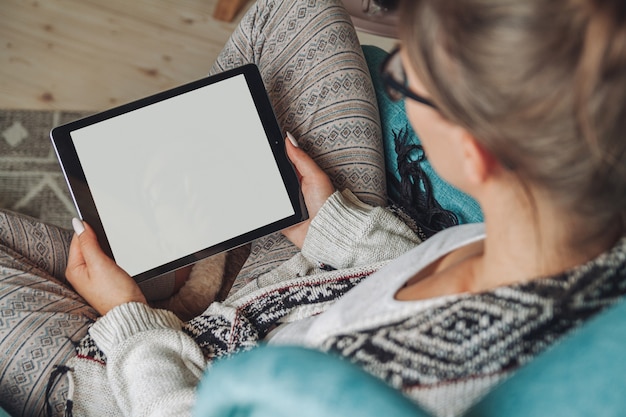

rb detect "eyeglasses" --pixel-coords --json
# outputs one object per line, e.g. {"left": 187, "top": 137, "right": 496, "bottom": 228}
{"left": 380, "top": 47, "right": 438, "bottom": 110}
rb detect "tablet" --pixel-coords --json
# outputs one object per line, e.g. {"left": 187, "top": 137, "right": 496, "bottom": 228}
{"left": 51, "top": 64, "right": 307, "bottom": 283}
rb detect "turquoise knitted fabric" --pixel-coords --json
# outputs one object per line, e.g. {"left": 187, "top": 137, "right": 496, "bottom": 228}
{"left": 362, "top": 45, "right": 483, "bottom": 224}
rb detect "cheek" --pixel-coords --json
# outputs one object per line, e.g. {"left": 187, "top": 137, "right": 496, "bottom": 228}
{"left": 405, "top": 101, "right": 432, "bottom": 145}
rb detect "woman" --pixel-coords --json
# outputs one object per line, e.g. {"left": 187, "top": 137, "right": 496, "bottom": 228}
{"left": 1, "top": 0, "right": 625, "bottom": 416}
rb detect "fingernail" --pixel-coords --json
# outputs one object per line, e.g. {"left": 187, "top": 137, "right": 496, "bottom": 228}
{"left": 72, "top": 218, "right": 85, "bottom": 236}
{"left": 286, "top": 131, "right": 299, "bottom": 148}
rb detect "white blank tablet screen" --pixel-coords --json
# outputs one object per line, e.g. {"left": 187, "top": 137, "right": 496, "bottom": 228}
{"left": 71, "top": 74, "right": 294, "bottom": 276}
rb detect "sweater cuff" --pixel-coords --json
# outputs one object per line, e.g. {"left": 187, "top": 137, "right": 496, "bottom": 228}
{"left": 89, "top": 302, "right": 183, "bottom": 355}
{"left": 302, "top": 189, "right": 376, "bottom": 266}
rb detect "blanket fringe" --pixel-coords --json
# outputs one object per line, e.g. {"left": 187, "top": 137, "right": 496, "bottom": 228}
{"left": 388, "top": 126, "right": 458, "bottom": 238}
{"left": 45, "top": 364, "right": 75, "bottom": 417}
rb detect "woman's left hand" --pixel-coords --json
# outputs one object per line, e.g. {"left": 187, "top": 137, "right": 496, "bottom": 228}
{"left": 281, "top": 134, "right": 336, "bottom": 249}
{"left": 66, "top": 219, "right": 147, "bottom": 316}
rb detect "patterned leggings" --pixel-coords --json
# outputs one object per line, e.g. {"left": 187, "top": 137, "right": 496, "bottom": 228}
{"left": 0, "top": 0, "right": 385, "bottom": 415}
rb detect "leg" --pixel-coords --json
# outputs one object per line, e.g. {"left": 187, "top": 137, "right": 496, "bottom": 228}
{"left": 0, "top": 210, "right": 98, "bottom": 417}
{"left": 211, "top": 0, "right": 385, "bottom": 291}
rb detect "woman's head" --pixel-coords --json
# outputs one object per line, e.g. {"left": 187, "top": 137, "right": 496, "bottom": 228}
{"left": 398, "top": 0, "right": 626, "bottom": 235}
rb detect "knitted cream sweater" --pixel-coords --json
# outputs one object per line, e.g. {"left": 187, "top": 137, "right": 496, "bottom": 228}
{"left": 63, "top": 190, "right": 420, "bottom": 416}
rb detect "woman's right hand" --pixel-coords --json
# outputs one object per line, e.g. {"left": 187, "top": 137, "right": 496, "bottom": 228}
{"left": 281, "top": 133, "right": 335, "bottom": 249}
{"left": 66, "top": 219, "right": 147, "bottom": 316}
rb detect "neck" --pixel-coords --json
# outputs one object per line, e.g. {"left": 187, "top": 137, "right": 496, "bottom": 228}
{"left": 471, "top": 184, "right": 620, "bottom": 291}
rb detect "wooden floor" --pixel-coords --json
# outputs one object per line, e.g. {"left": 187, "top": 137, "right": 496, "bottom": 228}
{"left": 0, "top": 0, "right": 394, "bottom": 112}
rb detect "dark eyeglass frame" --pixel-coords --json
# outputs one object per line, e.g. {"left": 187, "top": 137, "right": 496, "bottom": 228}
{"left": 380, "top": 47, "right": 438, "bottom": 110}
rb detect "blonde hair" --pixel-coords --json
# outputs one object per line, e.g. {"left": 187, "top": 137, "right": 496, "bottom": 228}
{"left": 399, "top": 0, "right": 626, "bottom": 238}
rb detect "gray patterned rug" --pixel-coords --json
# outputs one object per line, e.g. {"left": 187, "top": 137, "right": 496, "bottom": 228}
{"left": 0, "top": 109, "right": 91, "bottom": 228}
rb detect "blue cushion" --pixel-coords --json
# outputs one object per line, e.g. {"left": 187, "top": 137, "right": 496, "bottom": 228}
{"left": 467, "top": 297, "right": 626, "bottom": 417}
{"left": 194, "top": 345, "right": 427, "bottom": 417}
{"left": 0, "top": 407, "right": 10, "bottom": 417}
{"left": 362, "top": 45, "right": 483, "bottom": 224}
{"left": 193, "top": 300, "right": 626, "bottom": 417}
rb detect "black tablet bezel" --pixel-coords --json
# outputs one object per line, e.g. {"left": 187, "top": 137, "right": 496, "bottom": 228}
{"left": 50, "top": 64, "right": 307, "bottom": 283}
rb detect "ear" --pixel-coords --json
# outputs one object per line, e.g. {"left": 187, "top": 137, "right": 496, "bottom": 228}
{"left": 458, "top": 131, "right": 500, "bottom": 185}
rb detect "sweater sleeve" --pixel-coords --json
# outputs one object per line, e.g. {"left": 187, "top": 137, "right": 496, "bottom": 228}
{"left": 301, "top": 189, "right": 422, "bottom": 269}
{"left": 89, "top": 302, "right": 207, "bottom": 417}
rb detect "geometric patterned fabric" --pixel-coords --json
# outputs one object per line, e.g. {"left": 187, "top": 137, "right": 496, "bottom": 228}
{"left": 0, "top": 109, "right": 90, "bottom": 228}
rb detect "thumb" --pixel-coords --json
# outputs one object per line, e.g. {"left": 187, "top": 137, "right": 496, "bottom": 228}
{"left": 285, "top": 133, "right": 325, "bottom": 179}
{"left": 71, "top": 218, "right": 111, "bottom": 268}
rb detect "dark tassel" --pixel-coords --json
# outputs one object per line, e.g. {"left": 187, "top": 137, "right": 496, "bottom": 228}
{"left": 389, "top": 127, "right": 458, "bottom": 238}
{"left": 64, "top": 400, "right": 73, "bottom": 417}
{"left": 45, "top": 365, "right": 73, "bottom": 417}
